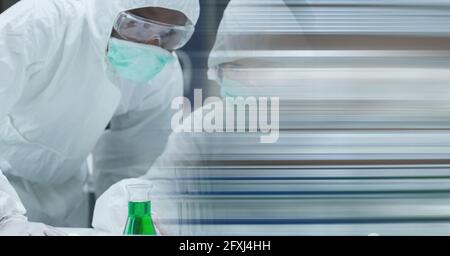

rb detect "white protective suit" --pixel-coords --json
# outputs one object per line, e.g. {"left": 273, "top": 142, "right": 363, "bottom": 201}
{"left": 0, "top": 0, "right": 200, "bottom": 228}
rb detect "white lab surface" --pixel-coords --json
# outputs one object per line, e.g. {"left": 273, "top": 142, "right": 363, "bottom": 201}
{"left": 0, "top": 0, "right": 200, "bottom": 229}
{"left": 0, "top": 215, "right": 65, "bottom": 236}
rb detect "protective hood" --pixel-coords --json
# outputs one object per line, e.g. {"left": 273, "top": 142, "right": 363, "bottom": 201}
{"left": 207, "top": 0, "right": 450, "bottom": 81}
{"left": 84, "top": 0, "right": 200, "bottom": 58}
{"left": 207, "top": 0, "right": 307, "bottom": 80}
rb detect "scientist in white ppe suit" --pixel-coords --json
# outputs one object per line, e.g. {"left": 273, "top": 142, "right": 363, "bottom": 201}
{"left": 93, "top": 0, "right": 300, "bottom": 236}
{"left": 0, "top": 0, "right": 200, "bottom": 235}
{"left": 94, "top": 0, "right": 450, "bottom": 236}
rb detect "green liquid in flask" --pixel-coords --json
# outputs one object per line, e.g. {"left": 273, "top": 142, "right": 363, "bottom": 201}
{"left": 124, "top": 201, "right": 156, "bottom": 235}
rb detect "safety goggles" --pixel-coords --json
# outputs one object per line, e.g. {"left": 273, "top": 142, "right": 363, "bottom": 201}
{"left": 113, "top": 12, "right": 195, "bottom": 51}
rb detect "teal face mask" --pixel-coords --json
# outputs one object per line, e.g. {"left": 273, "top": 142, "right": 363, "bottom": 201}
{"left": 221, "top": 77, "right": 280, "bottom": 98}
{"left": 220, "top": 78, "right": 241, "bottom": 98}
{"left": 220, "top": 78, "right": 255, "bottom": 98}
{"left": 107, "top": 38, "right": 175, "bottom": 84}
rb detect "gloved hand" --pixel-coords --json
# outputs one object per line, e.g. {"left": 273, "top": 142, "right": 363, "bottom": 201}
{"left": 92, "top": 178, "right": 166, "bottom": 235}
{"left": 0, "top": 215, "right": 66, "bottom": 236}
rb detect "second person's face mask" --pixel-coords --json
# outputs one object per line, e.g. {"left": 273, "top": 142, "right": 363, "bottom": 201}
{"left": 107, "top": 38, "right": 175, "bottom": 85}
{"left": 220, "top": 77, "right": 264, "bottom": 98}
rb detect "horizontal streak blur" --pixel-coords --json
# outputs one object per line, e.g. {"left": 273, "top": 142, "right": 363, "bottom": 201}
{"left": 170, "top": 0, "right": 450, "bottom": 235}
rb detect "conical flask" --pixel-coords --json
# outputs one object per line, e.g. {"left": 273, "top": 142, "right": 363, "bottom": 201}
{"left": 123, "top": 184, "right": 156, "bottom": 235}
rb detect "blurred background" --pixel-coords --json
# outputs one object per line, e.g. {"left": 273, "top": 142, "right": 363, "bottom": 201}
{"left": 0, "top": 0, "right": 15, "bottom": 10}
{"left": 171, "top": 0, "right": 450, "bottom": 236}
